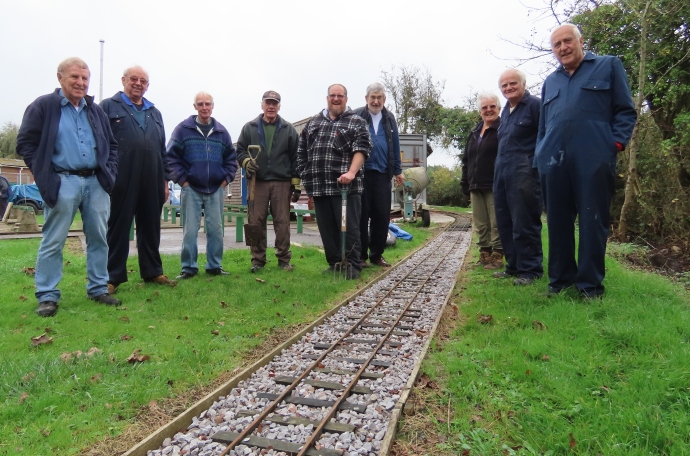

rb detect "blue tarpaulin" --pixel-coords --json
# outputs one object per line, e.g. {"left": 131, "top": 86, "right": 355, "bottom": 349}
{"left": 9, "top": 184, "right": 43, "bottom": 207}
{"left": 389, "top": 222, "right": 412, "bottom": 240}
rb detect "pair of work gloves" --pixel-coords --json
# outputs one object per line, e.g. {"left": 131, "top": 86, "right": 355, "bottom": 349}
{"left": 242, "top": 158, "right": 302, "bottom": 203}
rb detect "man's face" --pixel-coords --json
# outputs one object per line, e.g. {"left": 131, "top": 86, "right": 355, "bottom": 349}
{"left": 499, "top": 71, "right": 526, "bottom": 107}
{"left": 366, "top": 92, "right": 385, "bottom": 115}
{"left": 551, "top": 25, "right": 585, "bottom": 72}
{"left": 57, "top": 65, "right": 90, "bottom": 105}
{"left": 479, "top": 98, "right": 499, "bottom": 124}
{"left": 122, "top": 67, "right": 149, "bottom": 102}
{"left": 327, "top": 85, "right": 347, "bottom": 118}
{"left": 262, "top": 99, "right": 280, "bottom": 123}
{"left": 194, "top": 94, "right": 214, "bottom": 123}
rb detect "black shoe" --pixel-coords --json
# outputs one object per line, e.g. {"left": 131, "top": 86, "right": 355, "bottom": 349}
{"left": 580, "top": 290, "right": 603, "bottom": 301}
{"left": 36, "top": 301, "right": 58, "bottom": 317}
{"left": 543, "top": 286, "right": 562, "bottom": 298}
{"left": 89, "top": 294, "right": 122, "bottom": 306}
{"left": 513, "top": 276, "right": 536, "bottom": 286}
{"left": 206, "top": 268, "right": 231, "bottom": 276}
{"left": 322, "top": 265, "right": 336, "bottom": 274}
{"left": 250, "top": 265, "right": 265, "bottom": 273}
{"left": 175, "top": 271, "right": 197, "bottom": 280}
{"left": 492, "top": 271, "right": 516, "bottom": 279}
{"left": 278, "top": 262, "right": 294, "bottom": 271}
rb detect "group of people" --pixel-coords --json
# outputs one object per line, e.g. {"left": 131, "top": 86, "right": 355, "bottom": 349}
{"left": 461, "top": 24, "right": 636, "bottom": 299}
{"left": 16, "top": 57, "right": 402, "bottom": 317}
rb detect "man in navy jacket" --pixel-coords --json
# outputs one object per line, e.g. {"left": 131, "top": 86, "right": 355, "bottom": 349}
{"left": 17, "top": 57, "right": 120, "bottom": 317}
{"left": 536, "top": 24, "right": 637, "bottom": 298}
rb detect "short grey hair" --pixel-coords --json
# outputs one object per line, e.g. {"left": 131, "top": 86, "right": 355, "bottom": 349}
{"left": 122, "top": 65, "right": 149, "bottom": 79}
{"left": 477, "top": 92, "right": 501, "bottom": 107}
{"left": 498, "top": 68, "right": 527, "bottom": 86}
{"left": 365, "top": 83, "right": 386, "bottom": 97}
{"left": 327, "top": 84, "right": 348, "bottom": 96}
{"left": 194, "top": 91, "right": 214, "bottom": 104}
{"left": 58, "top": 57, "right": 89, "bottom": 75}
{"left": 557, "top": 23, "right": 582, "bottom": 40}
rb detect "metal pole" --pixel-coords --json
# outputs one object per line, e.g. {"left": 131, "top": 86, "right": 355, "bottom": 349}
{"left": 99, "top": 39, "right": 105, "bottom": 102}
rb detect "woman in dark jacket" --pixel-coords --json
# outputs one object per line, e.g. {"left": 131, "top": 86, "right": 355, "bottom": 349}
{"left": 461, "top": 93, "right": 504, "bottom": 269}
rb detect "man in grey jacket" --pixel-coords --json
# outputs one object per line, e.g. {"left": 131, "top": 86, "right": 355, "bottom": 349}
{"left": 236, "top": 91, "right": 299, "bottom": 273}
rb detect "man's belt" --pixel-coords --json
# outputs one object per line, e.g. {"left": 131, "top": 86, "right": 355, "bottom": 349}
{"left": 66, "top": 169, "right": 97, "bottom": 177}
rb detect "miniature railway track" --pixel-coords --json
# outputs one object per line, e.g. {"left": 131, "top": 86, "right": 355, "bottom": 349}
{"left": 141, "top": 213, "right": 471, "bottom": 456}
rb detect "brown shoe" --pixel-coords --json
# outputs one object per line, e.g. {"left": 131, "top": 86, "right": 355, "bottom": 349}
{"left": 144, "top": 274, "right": 178, "bottom": 287}
{"left": 360, "top": 260, "right": 371, "bottom": 269}
{"left": 107, "top": 283, "right": 118, "bottom": 295}
{"left": 371, "top": 257, "right": 391, "bottom": 268}
{"left": 474, "top": 251, "right": 491, "bottom": 267}
{"left": 483, "top": 251, "right": 504, "bottom": 270}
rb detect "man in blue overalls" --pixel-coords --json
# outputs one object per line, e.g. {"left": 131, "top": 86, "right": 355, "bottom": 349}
{"left": 493, "top": 69, "right": 544, "bottom": 286}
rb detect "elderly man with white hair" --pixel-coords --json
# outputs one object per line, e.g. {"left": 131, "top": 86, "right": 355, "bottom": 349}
{"left": 167, "top": 92, "right": 238, "bottom": 280}
{"left": 492, "top": 68, "right": 544, "bottom": 286}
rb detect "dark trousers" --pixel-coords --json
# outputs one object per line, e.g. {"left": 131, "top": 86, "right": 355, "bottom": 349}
{"left": 542, "top": 149, "right": 615, "bottom": 296}
{"left": 107, "top": 148, "right": 166, "bottom": 285}
{"left": 313, "top": 194, "right": 362, "bottom": 272}
{"left": 360, "top": 170, "right": 391, "bottom": 263}
{"left": 493, "top": 153, "right": 543, "bottom": 278}
{"left": 249, "top": 180, "right": 292, "bottom": 267}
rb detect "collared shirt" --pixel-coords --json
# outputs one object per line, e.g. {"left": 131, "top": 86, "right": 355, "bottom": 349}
{"left": 53, "top": 89, "right": 98, "bottom": 171}
{"left": 120, "top": 92, "right": 154, "bottom": 130}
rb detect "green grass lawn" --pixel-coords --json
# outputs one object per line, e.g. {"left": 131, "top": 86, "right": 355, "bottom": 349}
{"left": 0, "top": 223, "right": 432, "bottom": 455}
{"left": 414, "top": 227, "right": 690, "bottom": 455}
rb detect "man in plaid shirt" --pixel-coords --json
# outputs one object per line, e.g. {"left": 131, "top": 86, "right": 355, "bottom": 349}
{"left": 297, "top": 84, "right": 372, "bottom": 279}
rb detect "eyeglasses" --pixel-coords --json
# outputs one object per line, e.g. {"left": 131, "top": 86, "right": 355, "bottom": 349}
{"left": 195, "top": 102, "right": 213, "bottom": 107}
{"left": 127, "top": 76, "right": 148, "bottom": 85}
{"left": 328, "top": 94, "right": 346, "bottom": 99}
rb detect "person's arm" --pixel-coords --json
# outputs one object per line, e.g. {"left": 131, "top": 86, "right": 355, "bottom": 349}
{"left": 391, "top": 116, "right": 404, "bottom": 186}
{"left": 222, "top": 132, "right": 238, "bottom": 185}
{"left": 16, "top": 102, "right": 44, "bottom": 171}
{"left": 338, "top": 152, "right": 365, "bottom": 184}
{"left": 610, "top": 57, "right": 637, "bottom": 150}
{"left": 165, "top": 125, "right": 188, "bottom": 186}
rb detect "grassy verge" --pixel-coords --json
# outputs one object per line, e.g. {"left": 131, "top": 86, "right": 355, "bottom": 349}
{"left": 0, "top": 222, "right": 433, "bottom": 455}
{"left": 394, "top": 228, "right": 690, "bottom": 455}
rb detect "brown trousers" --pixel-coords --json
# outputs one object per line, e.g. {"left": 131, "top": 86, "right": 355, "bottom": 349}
{"left": 249, "top": 180, "right": 292, "bottom": 266}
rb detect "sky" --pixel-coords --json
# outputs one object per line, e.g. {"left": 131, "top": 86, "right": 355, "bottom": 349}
{"left": 0, "top": 0, "right": 558, "bottom": 168}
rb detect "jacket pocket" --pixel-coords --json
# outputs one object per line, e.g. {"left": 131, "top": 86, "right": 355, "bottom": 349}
{"left": 543, "top": 90, "right": 560, "bottom": 124}
{"left": 580, "top": 80, "right": 611, "bottom": 114}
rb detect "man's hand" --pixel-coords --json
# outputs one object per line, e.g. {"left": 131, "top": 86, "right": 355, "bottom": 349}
{"left": 243, "top": 158, "right": 259, "bottom": 178}
{"left": 337, "top": 171, "right": 357, "bottom": 185}
{"left": 290, "top": 185, "right": 302, "bottom": 203}
{"left": 221, "top": 180, "right": 228, "bottom": 188}
{"left": 164, "top": 182, "right": 170, "bottom": 201}
{"left": 394, "top": 174, "right": 404, "bottom": 187}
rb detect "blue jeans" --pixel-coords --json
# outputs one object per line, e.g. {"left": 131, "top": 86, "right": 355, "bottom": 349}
{"left": 180, "top": 185, "right": 225, "bottom": 274}
{"left": 35, "top": 174, "right": 110, "bottom": 303}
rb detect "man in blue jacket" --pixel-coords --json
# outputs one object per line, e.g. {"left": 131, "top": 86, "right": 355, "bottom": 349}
{"left": 493, "top": 69, "right": 544, "bottom": 286}
{"left": 536, "top": 24, "right": 636, "bottom": 298}
{"left": 167, "top": 92, "right": 237, "bottom": 279}
{"left": 101, "top": 66, "right": 177, "bottom": 294}
{"left": 16, "top": 57, "right": 121, "bottom": 317}
{"left": 353, "top": 83, "right": 403, "bottom": 269}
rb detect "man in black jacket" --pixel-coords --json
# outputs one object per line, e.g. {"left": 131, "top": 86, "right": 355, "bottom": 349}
{"left": 101, "top": 66, "right": 176, "bottom": 294}
{"left": 17, "top": 57, "right": 120, "bottom": 317}
{"left": 236, "top": 91, "right": 299, "bottom": 273}
{"left": 353, "top": 83, "right": 403, "bottom": 269}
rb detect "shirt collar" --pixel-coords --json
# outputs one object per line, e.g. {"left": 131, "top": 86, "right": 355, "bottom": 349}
{"left": 120, "top": 91, "right": 154, "bottom": 110}
{"left": 58, "top": 89, "right": 86, "bottom": 109}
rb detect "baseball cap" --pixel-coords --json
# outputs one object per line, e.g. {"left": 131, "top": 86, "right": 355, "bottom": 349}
{"left": 262, "top": 90, "right": 281, "bottom": 102}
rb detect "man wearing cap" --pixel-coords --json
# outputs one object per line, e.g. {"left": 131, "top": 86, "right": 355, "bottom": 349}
{"left": 17, "top": 57, "right": 120, "bottom": 317}
{"left": 236, "top": 91, "right": 300, "bottom": 273}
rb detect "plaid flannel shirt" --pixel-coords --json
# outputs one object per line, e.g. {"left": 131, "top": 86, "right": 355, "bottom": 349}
{"left": 296, "top": 109, "right": 371, "bottom": 197}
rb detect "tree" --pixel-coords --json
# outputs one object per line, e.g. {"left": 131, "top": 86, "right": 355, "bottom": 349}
{"left": 380, "top": 65, "right": 446, "bottom": 142}
{"left": 439, "top": 106, "right": 481, "bottom": 156}
{"left": 0, "top": 121, "right": 19, "bottom": 158}
{"left": 426, "top": 165, "right": 469, "bottom": 207}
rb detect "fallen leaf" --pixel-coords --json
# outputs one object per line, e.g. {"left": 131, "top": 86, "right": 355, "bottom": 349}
{"left": 600, "top": 385, "right": 610, "bottom": 393}
{"left": 41, "top": 429, "right": 51, "bottom": 437}
{"left": 21, "top": 372, "right": 35, "bottom": 382}
{"left": 148, "top": 326, "right": 155, "bottom": 329}
{"left": 120, "top": 334, "right": 133, "bottom": 341}
{"left": 152, "top": 291, "right": 159, "bottom": 297}
{"left": 218, "top": 321, "right": 225, "bottom": 326}
{"left": 60, "top": 352, "right": 73, "bottom": 362}
{"left": 148, "top": 400, "right": 158, "bottom": 411}
{"left": 105, "top": 403, "right": 112, "bottom": 409}
{"left": 478, "top": 314, "right": 493, "bottom": 324}
{"left": 542, "top": 355, "right": 550, "bottom": 361}
{"left": 569, "top": 433, "right": 577, "bottom": 449}
{"left": 274, "top": 285, "right": 280, "bottom": 289}
{"left": 21, "top": 314, "right": 27, "bottom": 319}
{"left": 116, "top": 306, "right": 127, "bottom": 311}
{"left": 87, "top": 347, "right": 102, "bottom": 357}
{"left": 119, "top": 316, "right": 130, "bottom": 323}
{"left": 532, "top": 320, "right": 547, "bottom": 330}
{"left": 19, "top": 392, "right": 29, "bottom": 404}
{"left": 255, "top": 278, "right": 266, "bottom": 283}
{"left": 19, "top": 295, "right": 27, "bottom": 301}
{"left": 276, "top": 312, "right": 281, "bottom": 317}
{"left": 89, "top": 373, "right": 103, "bottom": 384}
{"left": 23, "top": 267, "right": 35, "bottom": 275}
{"left": 31, "top": 333, "right": 53, "bottom": 347}
{"left": 416, "top": 374, "right": 430, "bottom": 388}
{"left": 126, "top": 350, "right": 150, "bottom": 363}
{"left": 211, "top": 330, "right": 220, "bottom": 335}
{"left": 254, "top": 332, "right": 260, "bottom": 337}
{"left": 74, "top": 350, "right": 83, "bottom": 358}
{"left": 413, "top": 329, "right": 428, "bottom": 337}
{"left": 317, "top": 363, "right": 325, "bottom": 369}
{"left": 526, "top": 370, "right": 532, "bottom": 376}
{"left": 220, "top": 301, "right": 227, "bottom": 308}
{"left": 214, "top": 416, "right": 223, "bottom": 424}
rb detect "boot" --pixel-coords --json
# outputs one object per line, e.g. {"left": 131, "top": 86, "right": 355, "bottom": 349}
{"left": 474, "top": 250, "right": 492, "bottom": 267}
{"left": 484, "top": 251, "right": 505, "bottom": 270}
